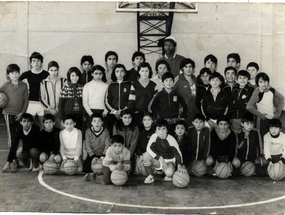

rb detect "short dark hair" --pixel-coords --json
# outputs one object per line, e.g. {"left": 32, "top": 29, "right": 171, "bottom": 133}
{"left": 192, "top": 113, "right": 206, "bottom": 122}
{"left": 92, "top": 65, "right": 107, "bottom": 83}
{"left": 204, "top": 54, "right": 218, "bottom": 65}
{"left": 142, "top": 111, "right": 154, "bottom": 120}
{"left": 105, "top": 51, "right": 118, "bottom": 62}
{"left": 209, "top": 72, "right": 224, "bottom": 82}
{"left": 111, "top": 134, "right": 124, "bottom": 145}
{"left": 237, "top": 70, "right": 250, "bottom": 80}
{"left": 67, "top": 67, "right": 81, "bottom": 83}
{"left": 175, "top": 120, "right": 188, "bottom": 130}
{"left": 90, "top": 113, "right": 104, "bottom": 122}
{"left": 63, "top": 114, "right": 76, "bottom": 123}
{"left": 111, "top": 64, "right": 127, "bottom": 82}
{"left": 217, "top": 115, "right": 230, "bottom": 125}
{"left": 199, "top": 67, "right": 212, "bottom": 76}
{"left": 155, "top": 60, "right": 170, "bottom": 72}
{"left": 138, "top": 62, "right": 153, "bottom": 79}
{"left": 80, "top": 55, "right": 94, "bottom": 66}
{"left": 155, "top": 118, "right": 168, "bottom": 129}
{"left": 241, "top": 113, "right": 255, "bottom": 123}
{"left": 29, "top": 52, "right": 43, "bottom": 63}
{"left": 21, "top": 113, "right": 33, "bottom": 122}
{"left": 180, "top": 58, "right": 195, "bottom": 70}
{"left": 268, "top": 119, "right": 282, "bottom": 129}
{"left": 224, "top": 66, "right": 237, "bottom": 76}
{"left": 43, "top": 113, "right": 56, "bottom": 123}
{"left": 255, "top": 72, "right": 270, "bottom": 86}
{"left": 131, "top": 51, "right": 145, "bottom": 62}
{"left": 162, "top": 72, "right": 174, "bottom": 82}
{"left": 246, "top": 62, "right": 259, "bottom": 71}
{"left": 120, "top": 109, "right": 133, "bottom": 118}
{"left": 6, "top": 64, "right": 20, "bottom": 75}
{"left": 48, "top": 61, "right": 59, "bottom": 70}
{"left": 227, "top": 53, "right": 241, "bottom": 64}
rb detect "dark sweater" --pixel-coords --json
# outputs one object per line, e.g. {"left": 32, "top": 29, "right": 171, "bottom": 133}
{"left": 136, "top": 126, "right": 156, "bottom": 156}
{"left": 7, "top": 124, "right": 40, "bottom": 162}
{"left": 174, "top": 134, "right": 192, "bottom": 167}
{"left": 38, "top": 127, "right": 61, "bottom": 155}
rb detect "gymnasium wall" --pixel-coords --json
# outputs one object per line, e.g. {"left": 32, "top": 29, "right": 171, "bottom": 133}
{"left": 0, "top": 2, "right": 284, "bottom": 98}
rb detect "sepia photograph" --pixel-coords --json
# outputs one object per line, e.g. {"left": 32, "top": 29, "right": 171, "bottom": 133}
{"left": 0, "top": 1, "right": 285, "bottom": 214}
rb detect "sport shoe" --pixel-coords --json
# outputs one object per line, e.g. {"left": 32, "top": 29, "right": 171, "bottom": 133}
{"left": 83, "top": 173, "right": 96, "bottom": 181}
{"left": 144, "top": 175, "right": 154, "bottom": 184}
{"left": 12, "top": 159, "right": 20, "bottom": 168}
{"left": 32, "top": 167, "right": 40, "bottom": 172}
{"left": 163, "top": 176, "right": 172, "bottom": 182}
{"left": 26, "top": 159, "right": 33, "bottom": 171}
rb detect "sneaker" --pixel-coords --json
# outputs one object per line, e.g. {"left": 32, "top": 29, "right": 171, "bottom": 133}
{"left": 32, "top": 167, "right": 40, "bottom": 172}
{"left": 83, "top": 173, "right": 96, "bottom": 181}
{"left": 163, "top": 176, "right": 172, "bottom": 182}
{"left": 12, "top": 159, "right": 20, "bottom": 168}
{"left": 144, "top": 175, "right": 154, "bottom": 184}
{"left": 26, "top": 159, "right": 33, "bottom": 171}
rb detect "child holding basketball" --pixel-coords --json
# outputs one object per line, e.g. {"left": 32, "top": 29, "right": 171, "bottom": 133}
{"left": 246, "top": 62, "right": 259, "bottom": 88}
{"left": 202, "top": 72, "right": 229, "bottom": 129}
{"left": 173, "top": 120, "right": 192, "bottom": 168}
{"left": 59, "top": 114, "right": 83, "bottom": 173}
{"left": 58, "top": 67, "right": 84, "bottom": 130}
{"left": 128, "top": 51, "right": 146, "bottom": 83}
{"left": 235, "top": 113, "right": 265, "bottom": 176}
{"left": 151, "top": 59, "right": 170, "bottom": 92}
{"left": 210, "top": 115, "right": 237, "bottom": 166}
{"left": 83, "top": 113, "right": 111, "bottom": 173}
{"left": 0, "top": 64, "right": 29, "bottom": 150}
{"left": 105, "top": 51, "right": 118, "bottom": 84}
{"left": 113, "top": 109, "right": 139, "bottom": 174}
{"left": 228, "top": 70, "right": 254, "bottom": 134}
{"left": 246, "top": 72, "right": 284, "bottom": 138}
{"left": 19, "top": 52, "right": 49, "bottom": 130}
{"left": 264, "top": 119, "right": 285, "bottom": 165}
{"left": 131, "top": 62, "right": 157, "bottom": 124}
{"left": 79, "top": 55, "right": 94, "bottom": 85}
{"left": 1, "top": 113, "right": 40, "bottom": 172}
{"left": 40, "top": 61, "right": 67, "bottom": 128}
{"left": 150, "top": 72, "right": 187, "bottom": 133}
{"left": 38, "top": 114, "right": 61, "bottom": 166}
{"left": 85, "top": 135, "right": 131, "bottom": 184}
{"left": 187, "top": 113, "right": 210, "bottom": 165}
{"left": 104, "top": 64, "right": 135, "bottom": 133}
{"left": 142, "top": 119, "right": 187, "bottom": 184}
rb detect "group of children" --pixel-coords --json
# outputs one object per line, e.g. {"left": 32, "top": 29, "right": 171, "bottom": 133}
{"left": 1, "top": 38, "right": 285, "bottom": 185}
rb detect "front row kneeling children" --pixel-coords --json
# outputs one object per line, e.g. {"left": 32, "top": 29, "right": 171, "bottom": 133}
{"left": 142, "top": 119, "right": 187, "bottom": 184}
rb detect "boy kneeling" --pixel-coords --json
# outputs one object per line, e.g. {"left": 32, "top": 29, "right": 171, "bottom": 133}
{"left": 143, "top": 119, "right": 187, "bottom": 184}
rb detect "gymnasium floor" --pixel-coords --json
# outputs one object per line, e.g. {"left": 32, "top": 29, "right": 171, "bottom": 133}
{"left": 1, "top": 117, "right": 285, "bottom": 214}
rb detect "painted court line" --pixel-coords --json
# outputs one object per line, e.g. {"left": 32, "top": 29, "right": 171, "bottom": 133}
{"left": 38, "top": 171, "right": 285, "bottom": 210}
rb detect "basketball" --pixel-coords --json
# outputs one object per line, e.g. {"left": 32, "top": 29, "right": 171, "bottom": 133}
{"left": 241, "top": 161, "right": 255, "bottom": 177}
{"left": 268, "top": 162, "right": 285, "bottom": 181}
{"left": 172, "top": 170, "right": 190, "bottom": 188}
{"left": 43, "top": 161, "right": 58, "bottom": 174}
{"left": 232, "top": 157, "right": 241, "bottom": 168}
{"left": 164, "top": 162, "right": 175, "bottom": 177}
{"left": 215, "top": 162, "right": 232, "bottom": 179}
{"left": 54, "top": 155, "right": 62, "bottom": 164}
{"left": 0, "top": 92, "right": 8, "bottom": 108}
{"left": 63, "top": 160, "right": 79, "bottom": 175}
{"left": 91, "top": 157, "right": 103, "bottom": 174}
{"left": 206, "top": 155, "right": 214, "bottom": 166}
{"left": 39, "top": 153, "right": 48, "bottom": 163}
{"left": 110, "top": 170, "right": 128, "bottom": 186}
{"left": 191, "top": 160, "right": 207, "bottom": 177}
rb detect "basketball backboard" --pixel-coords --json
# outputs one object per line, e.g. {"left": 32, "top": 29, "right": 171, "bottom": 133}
{"left": 116, "top": 2, "right": 198, "bottom": 13}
